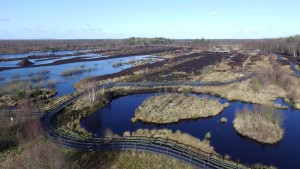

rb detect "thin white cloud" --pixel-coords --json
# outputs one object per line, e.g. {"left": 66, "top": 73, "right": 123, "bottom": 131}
{"left": 0, "top": 17, "right": 10, "bottom": 22}
{"left": 35, "top": 24, "right": 45, "bottom": 30}
{"left": 209, "top": 11, "right": 219, "bottom": 16}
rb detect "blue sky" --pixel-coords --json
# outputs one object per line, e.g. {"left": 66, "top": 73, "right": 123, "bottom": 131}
{"left": 0, "top": 0, "right": 299, "bottom": 39}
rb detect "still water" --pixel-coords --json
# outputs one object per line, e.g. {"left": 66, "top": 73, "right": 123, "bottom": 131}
{"left": 81, "top": 94, "right": 300, "bottom": 169}
{"left": 0, "top": 55, "right": 152, "bottom": 96}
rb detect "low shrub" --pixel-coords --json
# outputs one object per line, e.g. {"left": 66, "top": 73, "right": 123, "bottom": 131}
{"left": 47, "top": 78, "right": 59, "bottom": 88}
{"left": 200, "top": 65, "right": 214, "bottom": 74}
{"left": 60, "top": 67, "right": 85, "bottom": 76}
{"left": 288, "top": 88, "right": 300, "bottom": 105}
{"left": 36, "top": 69, "right": 50, "bottom": 74}
{"left": 182, "top": 88, "right": 190, "bottom": 97}
{"left": 220, "top": 117, "right": 227, "bottom": 123}
{"left": 11, "top": 74, "right": 20, "bottom": 79}
{"left": 0, "top": 79, "right": 30, "bottom": 97}
{"left": 251, "top": 78, "right": 262, "bottom": 93}
{"left": 204, "top": 132, "right": 211, "bottom": 140}
{"left": 123, "top": 131, "right": 131, "bottom": 137}
{"left": 29, "top": 74, "right": 49, "bottom": 82}
{"left": 60, "top": 66, "right": 97, "bottom": 77}
{"left": 223, "top": 102, "right": 230, "bottom": 108}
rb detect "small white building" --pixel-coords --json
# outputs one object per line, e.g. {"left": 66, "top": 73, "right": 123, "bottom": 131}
{"left": 209, "top": 45, "right": 230, "bottom": 53}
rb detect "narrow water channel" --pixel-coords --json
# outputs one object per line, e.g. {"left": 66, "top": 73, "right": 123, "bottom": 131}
{"left": 80, "top": 93, "right": 300, "bottom": 169}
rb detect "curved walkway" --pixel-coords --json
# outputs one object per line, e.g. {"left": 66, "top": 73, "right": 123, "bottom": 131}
{"left": 44, "top": 77, "right": 253, "bottom": 169}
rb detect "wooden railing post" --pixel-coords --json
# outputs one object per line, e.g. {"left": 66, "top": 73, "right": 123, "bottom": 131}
{"left": 222, "top": 156, "right": 224, "bottom": 168}
{"left": 207, "top": 154, "right": 211, "bottom": 166}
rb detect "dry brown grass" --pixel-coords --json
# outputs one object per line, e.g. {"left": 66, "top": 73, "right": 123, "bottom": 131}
{"left": 190, "top": 78, "right": 287, "bottom": 106}
{"left": 198, "top": 71, "right": 243, "bottom": 83}
{"left": 287, "top": 80, "right": 300, "bottom": 109}
{"left": 252, "top": 57, "right": 294, "bottom": 91}
{"left": 70, "top": 150, "right": 195, "bottom": 169}
{"left": 129, "top": 129, "right": 215, "bottom": 154}
{"left": 0, "top": 137, "right": 67, "bottom": 169}
{"left": 233, "top": 106, "right": 284, "bottom": 144}
{"left": 191, "top": 55, "right": 247, "bottom": 83}
{"left": 132, "top": 94, "right": 224, "bottom": 123}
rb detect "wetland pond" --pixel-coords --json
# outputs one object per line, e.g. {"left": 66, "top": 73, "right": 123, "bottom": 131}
{"left": 81, "top": 93, "right": 300, "bottom": 169}
{"left": 0, "top": 55, "right": 154, "bottom": 97}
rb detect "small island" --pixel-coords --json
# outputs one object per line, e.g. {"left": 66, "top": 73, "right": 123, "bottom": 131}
{"left": 233, "top": 107, "right": 284, "bottom": 144}
{"left": 131, "top": 94, "right": 224, "bottom": 124}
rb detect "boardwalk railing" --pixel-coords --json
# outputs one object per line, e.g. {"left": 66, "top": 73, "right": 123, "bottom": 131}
{"left": 43, "top": 79, "right": 256, "bottom": 169}
{"left": 37, "top": 54, "right": 299, "bottom": 168}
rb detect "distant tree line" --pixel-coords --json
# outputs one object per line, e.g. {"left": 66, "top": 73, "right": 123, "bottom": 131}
{"left": 193, "top": 38, "right": 210, "bottom": 45}
{"left": 191, "top": 38, "right": 210, "bottom": 48}
{"left": 253, "top": 35, "right": 300, "bottom": 59}
{"left": 123, "top": 37, "right": 173, "bottom": 46}
{"left": 1, "top": 36, "right": 299, "bottom": 60}
{"left": 0, "top": 40, "right": 121, "bottom": 54}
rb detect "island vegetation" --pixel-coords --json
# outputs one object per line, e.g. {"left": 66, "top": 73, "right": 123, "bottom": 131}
{"left": 131, "top": 93, "right": 224, "bottom": 123}
{"left": 60, "top": 66, "right": 97, "bottom": 77}
{"left": 233, "top": 106, "right": 284, "bottom": 144}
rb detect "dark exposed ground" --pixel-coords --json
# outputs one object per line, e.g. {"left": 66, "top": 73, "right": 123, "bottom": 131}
{"left": 86, "top": 52, "right": 247, "bottom": 83}
{"left": 227, "top": 53, "right": 248, "bottom": 67}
